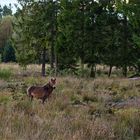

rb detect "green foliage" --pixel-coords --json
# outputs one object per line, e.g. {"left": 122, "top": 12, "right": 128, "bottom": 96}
{"left": 56, "top": 0, "right": 77, "bottom": 70}
{"left": 0, "top": 5, "right": 2, "bottom": 19}
{"left": 0, "top": 54, "right": 2, "bottom": 62}
{"left": 2, "top": 4, "right": 12, "bottom": 16}
{"left": 133, "top": 34, "right": 140, "bottom": 47}
{"left": 12, "top": 8, "right": 37, "bottom": 68}
{"left": 9, "top": 0, "right": 140, "bottom": 77}
{"left": 76, "top": 68, "right": 90, "bottom": 78}
{"left": 0, "top": 16, "right": 13, "bottom": 48}
{"left": 12, "top": 0, "right": 58, "bottom": 75}
{"left": 2, "top": 40, "right": 16, "bottom": 62}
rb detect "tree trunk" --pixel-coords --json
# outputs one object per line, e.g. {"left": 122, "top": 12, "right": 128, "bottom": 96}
{"left": 54, "top": 0, "right": 58, "bottom": 77}
{"left": 90, "top": 64, "right": 96, "bottom": 78}
{"left": 122, "top": 65, "right": 127, "bottom": 77}
{"left": 50, "top": 12, "right": 54, "bottom": 69}
{"left": 41, "top": 47, "right": 46, "bottom": 76}
{"left": 80, "top": 2, "right": 85, "bottom": 77}
{"left": 80, "top": 58, "right": 84, "bottom": 71}
{"left": 54, "top": 50, "right": 58, "bottom": 77}
{"left": 108, "top": 65, "right": 113, "bottom": 77}
{"left": 50, "top": 40, "right": 54, "bottom": 69}
{"left": 137, "top": 63, "right": 140, "bottom": 74}
{"left": 122, "top": 4, "right": 128, "bottom": 77}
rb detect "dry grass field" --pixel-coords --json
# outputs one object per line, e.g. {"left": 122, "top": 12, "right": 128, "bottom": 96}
{"left": 0, "top": 63, "right": 140, "bottom": 140}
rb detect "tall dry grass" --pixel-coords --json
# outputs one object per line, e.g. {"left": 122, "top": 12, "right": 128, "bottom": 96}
{"left": 0, "top": 64, "right": 140, "bottom": 140}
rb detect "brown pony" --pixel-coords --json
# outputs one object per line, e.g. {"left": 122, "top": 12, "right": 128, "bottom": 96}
{"left": 27, "top": 78, "right": 56, "bottom": 104}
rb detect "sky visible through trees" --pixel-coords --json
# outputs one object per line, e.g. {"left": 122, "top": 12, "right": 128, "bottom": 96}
{"left": 0, "top": 0, "right": 19, "bottom": 13}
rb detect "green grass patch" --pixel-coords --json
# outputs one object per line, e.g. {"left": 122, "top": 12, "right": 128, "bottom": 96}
{"left": 0, "top": 94, "right": 11, "bottom": 105}
{"left": 0, "top": 68, "right": 12, "bottom": 80}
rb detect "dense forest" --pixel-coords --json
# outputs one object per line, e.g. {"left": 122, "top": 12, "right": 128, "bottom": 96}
{"left": 0, "top": 0, "right": 140, "bottom": 77}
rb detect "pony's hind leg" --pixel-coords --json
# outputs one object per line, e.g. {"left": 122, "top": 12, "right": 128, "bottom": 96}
{"left": 42, "top": 98, "right": 46, "bottom": 104}
{"left": 30, "top": 96, "right": 33, "bottom": 102}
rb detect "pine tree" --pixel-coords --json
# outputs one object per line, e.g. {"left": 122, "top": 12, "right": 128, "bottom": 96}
{"left": 13, "top": 0, "right": 59, "bottom": 76}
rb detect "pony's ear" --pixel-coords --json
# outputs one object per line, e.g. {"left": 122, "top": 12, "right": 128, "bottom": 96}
{"left": 51, "top": 77, "right": 56, "bottom": 81}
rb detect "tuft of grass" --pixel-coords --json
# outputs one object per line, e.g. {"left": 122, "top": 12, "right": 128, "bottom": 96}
{"left": 24, "top": 76, "right": 39, "bottom": 85}
{"left": 83, "top": 94, "right": 98, "bottom": 103}
{"left": 0, "top": 94, "right": 11, "bottom": 105}
{"left": 0, "top": 68, "right": 12, "bottom": 80}
{"left": 113, "top": 108, "right": 140, "bottom": 139}
{"left": 13, "top": 100, "right": 33, "bottom": 114}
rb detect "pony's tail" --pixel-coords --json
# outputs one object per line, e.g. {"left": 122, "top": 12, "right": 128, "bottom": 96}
{"left": 27, "top": 86, "right": 33, "bottom": 97}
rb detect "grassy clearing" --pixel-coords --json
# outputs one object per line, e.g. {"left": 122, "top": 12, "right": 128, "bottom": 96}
{"left": 0, "top": 64, "right": 140, "bottom": 140}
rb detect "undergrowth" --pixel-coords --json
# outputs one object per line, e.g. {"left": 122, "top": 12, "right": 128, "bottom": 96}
{"left": 0, "top": 75, "right": 140, "bottom": 140}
